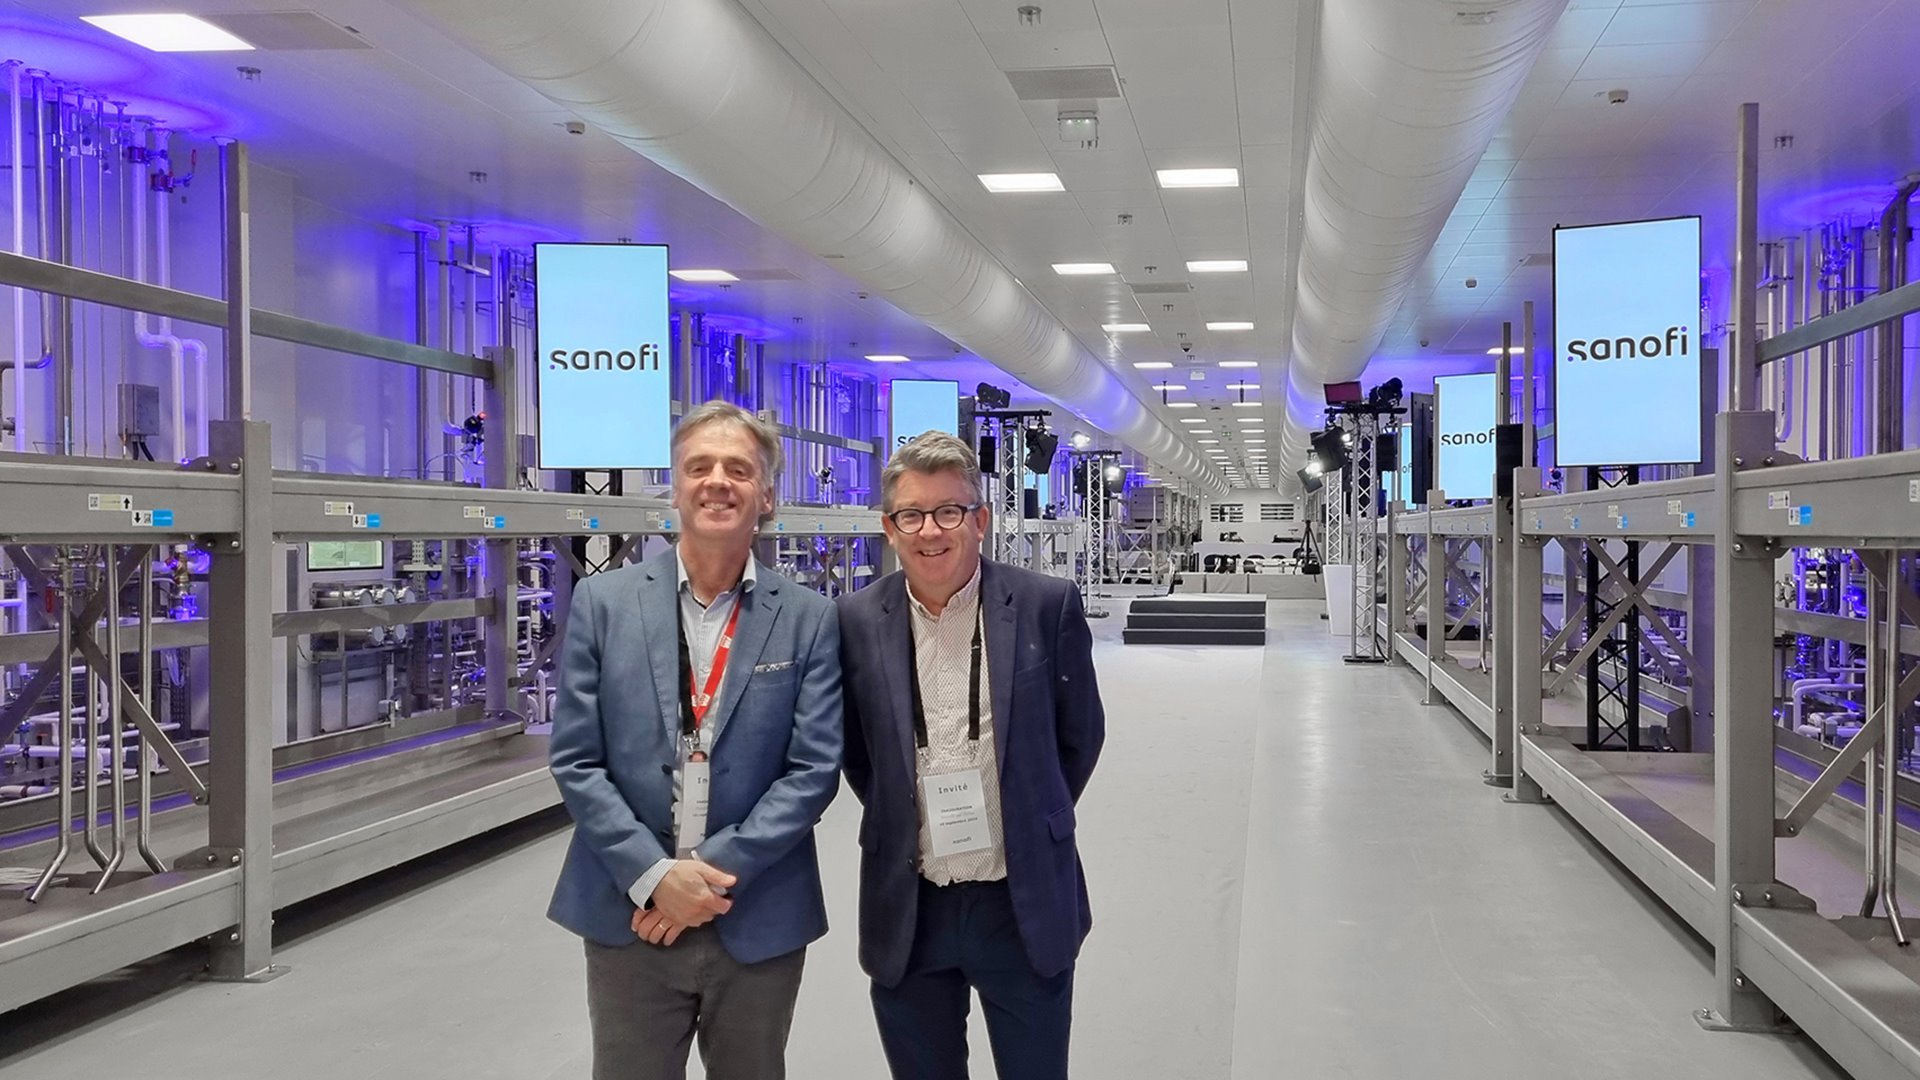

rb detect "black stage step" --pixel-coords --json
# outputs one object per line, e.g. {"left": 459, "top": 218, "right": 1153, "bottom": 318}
{"left": 1121, "top": 628, "right": 1267, "bottom": 646}
{"left": 1126, "top": 612, "right": 1267, "bottom": 631}
{"left": 1128, "top": 597, "right": 1265, "bottom": 616}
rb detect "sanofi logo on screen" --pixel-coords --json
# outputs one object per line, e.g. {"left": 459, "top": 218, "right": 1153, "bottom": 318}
{"left": 534, "top": 243, "right": 671, "bottom": 470}
{"left": 1435, "top": 372, "right": 1498, "bottom": 502}
{"left": 888, "top": 379, "right": 959, "bottom": 456}
{"left": 1554, "top": 217, "right": 1703, "bottom": 467}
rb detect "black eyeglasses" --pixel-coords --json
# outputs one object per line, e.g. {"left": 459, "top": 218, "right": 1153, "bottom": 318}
{"left": 886, "top": 503, "right": 982, "bottom": 534}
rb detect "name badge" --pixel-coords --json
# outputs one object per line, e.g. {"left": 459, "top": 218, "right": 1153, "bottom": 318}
{"left": 920, "top": 768, "right": 990, "bottom": 859}
{"left": 676, "top": 754, "right": 711, "bottom": 858}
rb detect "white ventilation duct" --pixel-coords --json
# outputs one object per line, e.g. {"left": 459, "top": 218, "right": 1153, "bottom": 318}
{"left": 395, "top": 0, "right": 1226, "bottom": 492}
{"left": 1279, "top": 0, "right": 1569, "bottom": 486}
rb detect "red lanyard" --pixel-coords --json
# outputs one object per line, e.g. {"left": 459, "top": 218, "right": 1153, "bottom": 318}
{"left": 680, "top": 597, "right": 744, "bottom": 731}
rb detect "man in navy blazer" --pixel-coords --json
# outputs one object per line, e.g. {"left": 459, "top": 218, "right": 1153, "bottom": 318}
{"left": 838, "top": 431, "right": 1105, "bottom": 1080}
{"left": 548, "top": 401, "right": 842, "bottom": 1080}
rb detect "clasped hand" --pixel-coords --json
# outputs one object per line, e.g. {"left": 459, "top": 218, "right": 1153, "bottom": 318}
{"left": 631, "top": 859, "right": 737, "bottom": 946}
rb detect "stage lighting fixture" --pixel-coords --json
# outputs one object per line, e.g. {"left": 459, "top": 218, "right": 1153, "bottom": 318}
{"left": 1367, "top": 377, "right": 1405, "bottom": 409}
{"left": 1024, "top": 427, "right": 1060, "bottom": 473}
{"left": 976, "top": 382, "right": 1013, "bottom": 409}
{"left": 1105, "top": 464, "right": 1123, "bottom": 482}
{"left": 1071, "top": 431, "right": 1092, "bottom": 450}
{"left": 1297, "top": 467, "right": 1324, "bottom": 493}
{"left": 1308, "top": 428, "right": 1350, "bottom": 474}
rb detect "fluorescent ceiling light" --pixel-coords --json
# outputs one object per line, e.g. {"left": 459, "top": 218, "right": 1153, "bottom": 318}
{"left": 1244, "top": 438, "right": 1266, "bottom": 444}
{"left": 1156, "top": 167, "right": 1240, "bottom": 189}
{"left": 1152, "top": 383, "right": 1187, "bottom": 392}
{"left": 1232, "top": 401, "right": 1262, "bottom": 408}
{"left": 1218, "top": 360, "right": 1258, "bottom": 368}
{"left": 979, "top": 172, "right": 1064, "bottom": 193}
{"left": 1236, "top": 417, "right": 1262, "bottom": 423}
{"left": 1180, "top": 418, "right": 1207, "bottom": 424}
{"left": 1196, "top": 439, "right": 1221, "bottom": 444}
{"left": 81, "top": 13, "right": 253, "bottom": 51}
{"left": 669, "top": 269, "right": 738, "bottom": 283}
{"left": 865, "top": 354, "right": 911, "bottom": 363}
{"left": 1105, "top": 323, "right": 1152, "bottom": 333}
{"left": 1053, "top": 262, "right": 1116, "bottom": 276}
{"left": 1207, "top": 321, "right": 1255, "bottom": 331}
{"left": 1168, "top": 402, "right": 1197, "bottom": 408}
{"left": 1225, "top": 382, "right": 1259, "bottom": 390}
{"left": 1131, "top": 361, "right": 1173, "bottom": 369}
{"left": 1188, "top": 429, "right": 1214, "bottom": 434}
{"left": 1487, "top": 346, "right": 1527, "bottom": 355}
{"left": 1187, "top": 260, "right": 1248, "bottom": 274}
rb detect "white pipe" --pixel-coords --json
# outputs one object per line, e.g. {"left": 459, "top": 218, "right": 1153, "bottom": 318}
{"left": 152, "top": 133, "right": 210, "bottom": 458}
{"left": 1277, "top": 0, "right": 1570, "bottom": 486}
{"left": 9, "top": 62, "right": 25, "bottom": 453}
{"left": 1792, "top": 677, "right": 1863, "bottom": 732}
{"left": 129, "top": 125, "right": 186, "bottom": 460}
{"left": 396, "top": 0, "right": 1225, "bottom": 491}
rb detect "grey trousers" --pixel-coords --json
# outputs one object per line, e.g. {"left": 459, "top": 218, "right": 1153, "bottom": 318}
{"left": 583, "top": 929, "right": 806, "bottom": 1080}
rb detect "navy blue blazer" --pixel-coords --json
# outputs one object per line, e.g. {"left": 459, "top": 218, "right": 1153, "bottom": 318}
{"left": 838, "top": 560, "right": 1105, "bottom": 987}
{"left": 546, "top": 552, "right": 843, "bottom": 964}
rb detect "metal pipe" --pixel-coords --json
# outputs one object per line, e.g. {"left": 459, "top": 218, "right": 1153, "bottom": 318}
{"left": 1880, "top": 181, "right": 1918, "bottom": 454}
{"left": 94, "top": 544, "right": 127, "bottom": 892}
{"left": 8, "top": 63, "right": 28, "bottom": 453}
{"left": 1731, "top": 103, "right": 1761, "bottom": 412}
{"left": 28, "top": 551, "right": 76, "bottom": 902}
{"left": 81, "top": 550, "right": 107, "bottom": 869}
{"left": 32, "top": 73, "right": 55, "bottom": 455}
{"left": 414, "top": 229, "right": 430, "bottom": 479}
{"left": 1862, "top": 556, "right": 1885, "bottom": 918}
{"left": 135, "top": 545, "right": 162, "bottom": 872}
{"left": 1881, "top": 551, "right": 1910, "bottom": 945}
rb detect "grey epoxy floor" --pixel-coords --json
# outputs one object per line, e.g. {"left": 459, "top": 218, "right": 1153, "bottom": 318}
{"left": 0, "top": 600, "right": 1850, "bottom": 1079}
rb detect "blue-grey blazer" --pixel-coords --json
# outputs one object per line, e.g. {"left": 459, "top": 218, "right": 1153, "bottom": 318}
{"left": 546, "top": 550, "right": 843, "bottom": 964}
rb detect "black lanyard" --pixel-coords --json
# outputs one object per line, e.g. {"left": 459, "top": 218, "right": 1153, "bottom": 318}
{"left": 906, "top": 602, "right": 984, "bottom": 750}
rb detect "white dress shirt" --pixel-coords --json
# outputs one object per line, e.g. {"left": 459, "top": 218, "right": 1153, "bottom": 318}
{"left": 628, "top": 550, "right": 756, "bottom": 909}
{"left": 907, "top": 564, "right": 1008, "bottom": 885}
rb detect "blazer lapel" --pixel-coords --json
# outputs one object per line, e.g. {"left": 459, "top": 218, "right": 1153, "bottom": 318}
{"left": 981, "top": 562, "right": 1017, "bottom": 782}
{"left": 877, "top": 574, "right": 918, "bottom": 781}
{"left": 639, "top": 557, "right": 683, "bottom": 742}
{"left": 706, "top": 565, "right": 781, "bottom": 747}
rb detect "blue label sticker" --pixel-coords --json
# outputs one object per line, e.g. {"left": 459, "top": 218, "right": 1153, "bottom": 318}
{"left": 661, "top": 520, "right": 673, "bottom": 530}
{"left": 816, "top": 522, "right": 826, "bottom": 532}
{"left": 1684, "top": 512, "right": 1696, "bottom": 528}
{"left": 151, "top": 509, "right": 174, "bottom": 528}
{"left": 493, "top": 516, "right": 506, "bottom": 530}
{"left": 775, "top": 522, "right": 786, "bottom": 532}
{"left": 365, "top": 514, "right": 382, "bottom": 530}
{"left": 587, "top": 517, "right": 599, "bottom": 529}
{"left": 1571, "top": 516, "right": 1580, "bottom": 530}
{"left": 1618, "top": 515, "right": 1629, "bottom": 529}
{"left": 1794, "top": 505, "right": 1813, "bottom": 526}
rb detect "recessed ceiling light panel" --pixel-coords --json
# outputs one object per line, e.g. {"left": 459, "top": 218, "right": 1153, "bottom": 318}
{"left": 1054, "top": 262, "right": 1117, "bottom": 275}
{"left": 669, "top": 269, "right": 739, "bottom": 282}
{"left": 1187, "top": 260, "right": 1248, "bottom": 274}
{"left": 81, "top": 13, "right": 254, "bottom": 51}
{"left": 1156, "top": 167, "right": 1240, "bottom": 189}
{"left": 979, "top": 172, "right": 1064, "bottom": 193}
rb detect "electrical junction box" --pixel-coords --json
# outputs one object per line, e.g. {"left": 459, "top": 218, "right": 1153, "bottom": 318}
{"left": 118, "top": 383, "right": 162, "bottom": 438}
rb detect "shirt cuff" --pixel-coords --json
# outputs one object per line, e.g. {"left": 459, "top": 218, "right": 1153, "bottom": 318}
{"left": 628, "top": 857, "right": 676, "bottom": 909}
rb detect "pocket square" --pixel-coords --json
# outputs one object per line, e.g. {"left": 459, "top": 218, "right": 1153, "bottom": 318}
{"left": 752, "top": 660, "right": 795, "bottom": 673}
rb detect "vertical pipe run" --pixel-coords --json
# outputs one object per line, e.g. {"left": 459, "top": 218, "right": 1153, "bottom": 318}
{"left": 81, "top": 550, "right": 107, "bottom": 868}
{"left": 9, "top": 62, "right": 26, "bottom": 453}
{"left": 1731, "top": 103, "right": 1761, "bottom": 413}
{"left": 220, "top": 142, "right": 252, "bottom": 421}
{"left": 1521, "top": 303, "right": 1536, "bottom": 467}
{"left": 136, "top": 547, "right": 163, "bottom": 872}
{"left": 1880, "top": 550, "right": 1909, "bottom": 945}
{"left": 94, "top": 545, "right": 127, "bottom": 892}
{"left": 1861, "top": 555, "right": 1886, "bottom": 917}
{"left": 28, "top": 552, "right": 76, "bottom": 901}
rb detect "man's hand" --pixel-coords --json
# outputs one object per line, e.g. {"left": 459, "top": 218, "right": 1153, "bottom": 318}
{"left": 649, "top": 859, "right": 737, "bottom": 927}
{"left": 631, "top": 908, "right": 686, "bottom": 947}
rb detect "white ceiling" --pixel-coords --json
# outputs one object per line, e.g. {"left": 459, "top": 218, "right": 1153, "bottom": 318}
{"left": 1376, "top": 0, "right": 1920, "bottom": 375}
{"left": 13, "top": 0, "right": 1920, "bottom": 487}
{"left": 736, "top": 0, "right": 1307, "bottom": 486}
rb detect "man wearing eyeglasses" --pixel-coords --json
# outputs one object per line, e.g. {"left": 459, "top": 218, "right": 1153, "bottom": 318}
{"left": 836, "top": 431, "right": 1105, "bottom": 1080}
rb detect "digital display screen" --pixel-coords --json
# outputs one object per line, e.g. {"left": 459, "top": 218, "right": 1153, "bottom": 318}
{"left": 1553, "top": 217, "right": 1703, "bottom": 466}
{"left": 534, "top": 243, "right": 672, "bottom": 470}
{"left": 888, "top": 379, "right": 960, "bottom": 457}
{"left": 1435, "top": 372, "right": 1498, "bottom": 502}
{"left": 306, "top": 540, "right": 385, "bottom": 572}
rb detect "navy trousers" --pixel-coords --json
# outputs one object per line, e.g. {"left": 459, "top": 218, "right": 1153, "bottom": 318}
{"left": 869, "top": 879, "right": 1074, "bottom": 1080}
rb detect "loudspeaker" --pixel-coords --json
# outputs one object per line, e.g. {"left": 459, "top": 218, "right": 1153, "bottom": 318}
{"left": 1377, "top": 431, "right": 1400, "bottom": 472}
{"left": 1495, "top": 423, "right": 1523, "bottom": 498}
{"left": 1023, "top": 487, "right": 1040, "bottom": 519}
{"left": 978, "top": 434, "right": 998, "bottom": 474}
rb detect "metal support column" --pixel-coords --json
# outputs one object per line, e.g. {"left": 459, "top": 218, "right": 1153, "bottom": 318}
{"left": 1700, "top": 98, "right": 1786, "bottom": 1035}
{"left": 482, "top": 343, "right": 521, "bottom": 720}
{"left": 1506, "top": 466, "right": 1548, "bottom": 804}
{"left": 205, "top": 419, "right": 275, "bottom": 981}
{"left": 1423, "top": 488, "right": 1445, "bottom": 703}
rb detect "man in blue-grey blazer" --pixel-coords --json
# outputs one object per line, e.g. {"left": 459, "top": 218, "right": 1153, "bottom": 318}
{"left": 548, "top": 401, "right": 842, "bottom": 1080}
{"left": 838, "top": 431, "right": 1105, "bottom": 1080}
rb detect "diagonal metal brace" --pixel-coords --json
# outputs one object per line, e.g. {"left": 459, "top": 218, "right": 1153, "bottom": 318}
{"left": 0, "top": 547, "right": 148, "bottom": 744}
{"left": 1546, "top": 544, "right": 1682, "bottom": 696}
{"left": 1587, "top": 543, "right": 1696, "bottom": 685}
{"left": 72, "top": 632, "right": 209, "bottom": 804}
